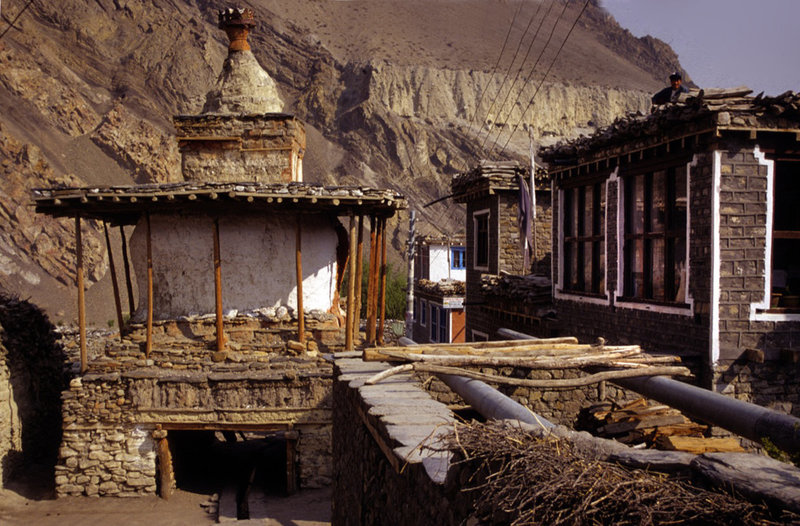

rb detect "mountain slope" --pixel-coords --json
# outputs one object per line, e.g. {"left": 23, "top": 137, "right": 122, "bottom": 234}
{"left": 0, "top": 0, "right": 684, "bottom": 323}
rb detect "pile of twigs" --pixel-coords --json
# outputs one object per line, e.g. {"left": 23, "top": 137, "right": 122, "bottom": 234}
{"left": 363, "top": 338, "right": 692, "bottom": 388}
{"left": 447, "top": 421, "right": 794, "bottom": 525}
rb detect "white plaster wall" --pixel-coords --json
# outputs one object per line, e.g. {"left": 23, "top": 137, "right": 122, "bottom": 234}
{"left": 130, "top": 212, "right": 338, "bottom": 320}
{"left": 428, "top": 245, "right": 465, "bottom": 282}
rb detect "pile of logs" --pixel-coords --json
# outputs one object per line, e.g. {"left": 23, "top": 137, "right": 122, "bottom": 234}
{"left": 579, "top": 398, "right": 744, "bottom": 453}
{"left": 362, "top": 337, "right": 691, "bottom": 388}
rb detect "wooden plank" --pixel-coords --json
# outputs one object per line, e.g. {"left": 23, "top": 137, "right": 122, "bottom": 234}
{"left": 75, "top": 215, "right": 87, "bottom": 373}
{"left": 354, "top": 215, "right": 364, "bottom": 344}
{"left": 656, "top": 435, "right": 744, "bottom": 454}
{"left": 345, "top": 214, "right": 357, "bottom": 351}
{"left": 600, "top": 415, "right": 688, "bottom": 435}
{"left": 213, "top": 218, "right": 225, "bottom": 353}
{"left": 295, "top": 214, "right": 305, "bottom": 343}
{"left": 156, "top": 433, "right": 174, "bottom": 500}
{"left": 119, "top": 225, "right": 135, "bottom": 316}
{"left": 378, "top": 217, "right": 387, "bottom": 344}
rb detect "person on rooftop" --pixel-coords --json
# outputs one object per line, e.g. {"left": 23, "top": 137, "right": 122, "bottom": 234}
{"left": 652, "top": 71, "right": 689, "bottom": 105}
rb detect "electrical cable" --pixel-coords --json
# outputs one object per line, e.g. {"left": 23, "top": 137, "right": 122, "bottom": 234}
{"left": 0, "top": 0, "right": 34, "bottom": 41}
{"left": 474, "top": 0, "right": 546, "bottom": 148}
{"left": 485, "top": 0, "right": 573, "bottom": 156}
{"left": 467, "top": 0, "right": 525, "bottom": 136}
{"left": 498, "top": 0, "right": 591, "bottom": 155}
{"left": 479, "top": 0, "right": 556, "bottom": 153}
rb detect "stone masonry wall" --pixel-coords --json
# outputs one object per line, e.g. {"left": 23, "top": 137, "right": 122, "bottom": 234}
{"left": 0, "top": 322, "right": 20, "bottom": 489}
{"left": 332, "top": 356, "right": 472, "bottom": 526}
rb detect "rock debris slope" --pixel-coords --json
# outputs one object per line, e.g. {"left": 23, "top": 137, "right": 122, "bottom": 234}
{"left": 0, "top": 0, "right": 684, "bottom": 322}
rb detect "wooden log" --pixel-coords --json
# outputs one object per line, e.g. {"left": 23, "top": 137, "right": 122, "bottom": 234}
{"left": 119, "top": 225, "right": 136, "bottom": 317}
{"left": 286, "top": 432, "right": 298, "bottom": 495}
{"left": 75, "top": 215, "right": 87, "bottom": 373}
{"left": 145, "top": 212, "right": 154, "bottom": 359}
{"left": 362, "top": 343, "right": 643, "bottom": 361}
{"left": 295, "top": 214, "right": 305, "bottom": 343}
{"left": 366, "top": 216, "right": 378, "bottom": 343}
{"left": 366, "top": 363, "right": 691, "bottom": 387}
{"left": 103, "top": 222, "right": 124, "bottom": 341}
{"left": 354, "top": 215, "right": 364, "bottom": 344}
{"left": 371, "top": 350, "right": 650, "bottom": 369}
{"left": 345, "top": 214, "right": 357, "bottom": 351}
{"left": 213, "top": 218, "right": 225, "bottom": 353}
{"left": 377, "top": 217, "right": 387, "bottom": 344}
{"left": 599, "top": 415, "right": 688, "bottom": 435}
{"left": 156, "top": 433, "right": 174, "bottom": 499}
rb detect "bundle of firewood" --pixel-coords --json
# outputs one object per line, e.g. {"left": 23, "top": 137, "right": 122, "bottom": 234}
{"left": 579, "top": 398, "right": 743, "bottom": 453}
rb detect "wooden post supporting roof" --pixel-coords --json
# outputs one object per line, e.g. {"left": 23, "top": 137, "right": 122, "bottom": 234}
{"left": 145, "top": 213, "right": 154, "bottom": 359}
{"left": 120, "top": 225, "right": 135, "bottom": 316}
{"left": 354, "top": 215, "right": 364, "bottom": 345}
{"left": 345, "top": 214, "right": 357, "bottom": 351}
{"left": 75, "top": 214, "right": 87, "bottom": 374}
{"left": 103, "top": 222, "right": 124, "bottom": 341}
{"left": 378, "top": 217, "right": 387, "bottom": 345}
{"left": 155, "top": 427, "right": 173, "bottom": 500}
{"left": 295, "top": 214, "right": 305, "bottom": 343}
{"left": 213, "top": 218, "right": 225, "bottom": 353}
{"left": 366, "top": 216, "right": 378, "bottom": 344}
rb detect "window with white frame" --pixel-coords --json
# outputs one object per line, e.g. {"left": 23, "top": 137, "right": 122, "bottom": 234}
{"left": 451, "top": 247, "right": 466, "bottom": 270}
{"left": 473, "top": 210, "right": 490, "bottom": 270}
{"left": 562, "top": 181, "right": 605, "bottom": 294}
{"left": 771, "top": 159, "right": 800, "bottom": 311}
{"left": 622, "top": 166, "right": 687, "bottom": 303}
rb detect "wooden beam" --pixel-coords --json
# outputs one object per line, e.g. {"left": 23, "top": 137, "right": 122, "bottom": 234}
{"left": 213, "top": 218, "right": 225, "bottom": 353}
{"left": 354, "top": 215, "right": 364, "bottom": 345}
{"left": 378, "top": 217, "right": 388, "bottom": 345}
{"left": 286, "top": 434, "right": 298, "bottom": 495}
{"left": 119, "top": 225, "right": 135, "bottom": 316}
{"left": 103, "top": 222, "right": 125, "bottom": 341}
{"left": 145, "top": 212, "right": 153, "bottom": 359}
{"left": 345, "top": 214, "right": 357, "bottom": 350}
{"left": 366, "top": 216, "right": 378, "bottom": 344}
{"left": 295, "top": 214, "right": 305, "bottom": 343}
{"left": 75, "top": 215, "right": 87, "bottom": 374}
{"left": 155, "top": 429, "right": 174, "bottom": 500}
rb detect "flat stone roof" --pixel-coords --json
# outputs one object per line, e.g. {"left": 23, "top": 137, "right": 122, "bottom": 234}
{"left": 539, "top": 88, "right": 800, "bottom": 169}
{"left": 33, "top": 181, "right": 407, "bottom": 224}
{"left": 451, "top": 161, "right": 548, "bottom": 203}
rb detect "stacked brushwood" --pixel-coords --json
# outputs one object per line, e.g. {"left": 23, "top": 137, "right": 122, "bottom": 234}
{"left": 446, "top": 421, "right": 796, "bottom": 526}
{"left": 363, "top": 337, "right": 691, "bottom": 387}
{"left": 579, "top": 398, "right": 744, "bottom": 453}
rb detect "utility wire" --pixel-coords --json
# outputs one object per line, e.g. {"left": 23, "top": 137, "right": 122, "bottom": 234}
{"left": 498, "top": 0, "right": 591, "bottom": 155}
{"left": 467, "top": 0, "right": 525, "bottom": 136}
{"left": 0, "top": 0, "right": 34, "bottom": 41}
{"left": 485, "top": 0, "right": 573, "bottom": 156}
{"left": 479, "top": 0, "right": 555, "bottom": 153}
{"left": 474, "top": 0, "right": 545, "bottom": 148}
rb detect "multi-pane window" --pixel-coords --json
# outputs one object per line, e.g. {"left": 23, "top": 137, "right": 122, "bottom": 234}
{"left": 772, "top": 159, "right": 800, "bottom": 310}
{"left": 429, "top": 304, "right": 449, "bottom": 342}
{"left": 623, "top": 167, "right": 687, "bottom": 302}
{"left": 473, "top": 211, "right": 490, "bottom": 270}
{"left": 562, "top": 182, "right": 605, "bottom": 294}
{"left": 451, "top": 247, "right": 466, "bottom": 269}
{"left": 420, "top": 299, "right": 427, "bottom": 326}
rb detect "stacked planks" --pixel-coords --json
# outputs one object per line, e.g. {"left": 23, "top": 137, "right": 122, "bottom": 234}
{"left": 580, "top": 398, "right": 744, "bottom": 453}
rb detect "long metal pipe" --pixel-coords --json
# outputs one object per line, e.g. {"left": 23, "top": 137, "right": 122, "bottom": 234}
{"left": 499, "top": 328, "right": 800, "bottom": 453}
{"left": 397, "top": 337, "right": 554, "bottom": 429}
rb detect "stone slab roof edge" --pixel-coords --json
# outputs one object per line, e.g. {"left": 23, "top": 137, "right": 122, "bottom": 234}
{"left": 539, "top": 88, "right": 800, "bottom": 170}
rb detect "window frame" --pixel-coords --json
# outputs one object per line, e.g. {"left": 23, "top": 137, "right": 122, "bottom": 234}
{"left": 451, "top": 246, "right": 466, "bottom": 270}
{"left": 620, "top": 165, "right": 688, "bottom": 305}
{"left": 766, "top": 157, "right": 800, "bottom": 314}
{"left": 561, "top": 180, "right": 605, "bottom": 295}
{"left": 473, "top": 209, "right": 490, "bottom": 271}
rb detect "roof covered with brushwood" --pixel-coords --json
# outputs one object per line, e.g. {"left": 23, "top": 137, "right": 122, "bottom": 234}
{"left": 539, "top": 88, "right": 800, "bottom": 170}
{"left": 32, "top": 181, "right": 406, "bottom": 224}
{"left": 451, "top": 160, "right": 548, "bottom": 202}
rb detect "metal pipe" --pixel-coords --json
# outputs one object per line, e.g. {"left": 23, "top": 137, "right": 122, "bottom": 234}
{"left": 397, "top": 337, "right": 554, "bottom": 429}
{"left": 500, "top": 328, "right": 800, "bottom": 453}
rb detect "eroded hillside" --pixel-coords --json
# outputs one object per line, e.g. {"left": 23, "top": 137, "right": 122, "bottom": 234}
{"left": 0, "top": 0, "right": 683, "bottom": 322}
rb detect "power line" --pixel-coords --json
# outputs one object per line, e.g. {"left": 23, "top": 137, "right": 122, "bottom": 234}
{"left": 479, "top": 0, "right": 555, "bottom": 153}
{"left": 467, "top": 0, "right": 525, "bottom": 135}
{"left": 0, "top": 0, "right": 34, "bottom": 41}
{"left": 474, "top": 0, "right": 545, "bottom": 148}
{"left": 498, "top": 0, "right": 591, "bottom": 155}
{"left": 485, "top": 0, "right": 574, "bottom": 156}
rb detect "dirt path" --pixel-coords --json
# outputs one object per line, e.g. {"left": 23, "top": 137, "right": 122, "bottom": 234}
{"left": 0, "top": 482, "right": 331, "bottom": 526}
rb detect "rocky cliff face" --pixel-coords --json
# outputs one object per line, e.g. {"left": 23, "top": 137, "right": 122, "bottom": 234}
{"left": 0, "top": 0, "right": 683, "bottom": 323}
